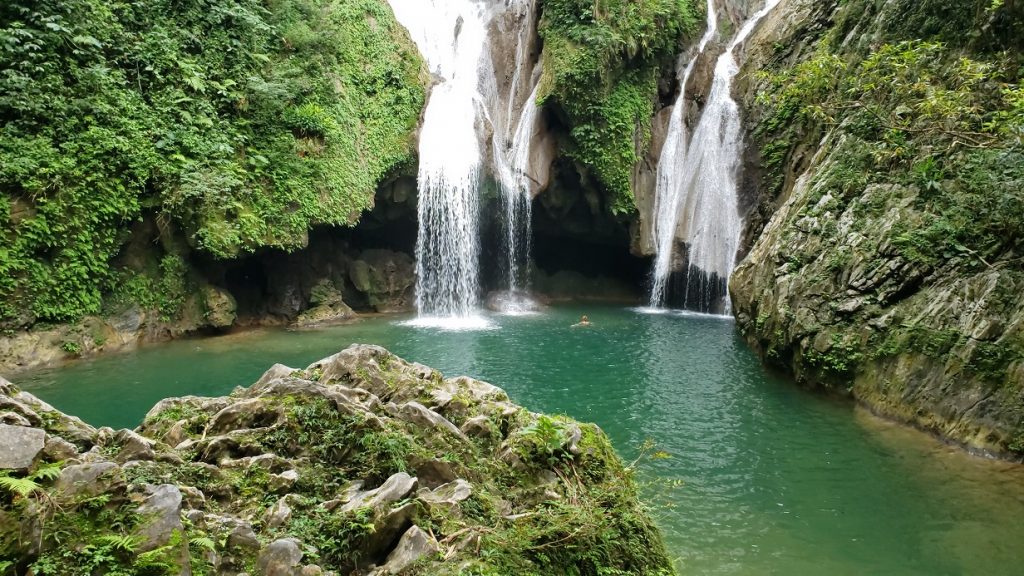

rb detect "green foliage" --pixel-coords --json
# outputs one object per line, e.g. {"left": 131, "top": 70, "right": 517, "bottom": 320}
{"left": 760, "top": 40, "right": 1024, "bottom": 269}
{"left": 0, "top": 462, "right": 62, "bottom": 499}
{"left": 516, "top": 414, "right": 570, "bottom": 466}
{"left": 60, "top": 340, "right": 82, "bottom": 355}
{"left": 0, "top": 0, "right": 425, "bottom": 326}
{"left": 284, "top": 502, "right": 376, "bottom": 567}
{"left": 538, "top": 0, "right": 697, "bottom": 214}
{"left": 804, "top": 334, "right": 864, "bottom": 381}
{"left": 471, "top": 425, "right": 676, "bottom": 576}
{"left": 263, "top": 397, "right": 413, "bottom": 485}
{"left": 109, "top": 253, "right": 191, "bottom": 321}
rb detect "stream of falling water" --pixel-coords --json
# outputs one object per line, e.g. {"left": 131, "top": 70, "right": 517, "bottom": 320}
{"left": 387, "top": 0, "right": 541, "bottom": 326}
{"left": 648, "top": 0, "right": 782, "bottom": 314}
{"left": 487, "top": 0, "right": 542, "bottom": 315}
{"left": 650, "top": 0, "right": 720, "bottom": 308}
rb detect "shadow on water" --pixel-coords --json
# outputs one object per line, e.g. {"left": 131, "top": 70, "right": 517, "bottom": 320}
{"left": 16, "top": 305, "right": 1024, "bottom": 575}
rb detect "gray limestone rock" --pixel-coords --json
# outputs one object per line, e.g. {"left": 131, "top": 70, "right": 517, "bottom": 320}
{"left": 375, "top": 525, "right": 440, "bottom": 575}
{"left": 363, "top": 502, "right": 417, "bottom": 567}
{"left": 55, "top": 461, "right": 123, "bottom": 498}
{"left": 258, "top": 538, "right": 304, "bottom": 576}
{"left": 270, "top": 469, "right": 299, "bottom": 492}
{"left": 386, "top": 402, "right": 467, "bottom": 442}
{"left": 201, "top": 284, "right": 237, "bottom": 328}
{"left": 0, "top": 424, "right": 45, "bottom": 469}
{"left": 419, "top": 479, "right": 472, "bottom": 506}
{"left": 135, "top": 484, "right": 184, "bottom": 552}
{"left": 264, "top": 495, "right": 296, "bottom": 529}
{"left": 207, "top": 398, "right": 282, "bottom": 435}
{"left": 114, "top": 428, "right": 157, "bottom": 463}
{"left": 341, "top": 472, "right": 418, "bottom": 513}
{"left": 460, "top": 415, "right": 494, "bottom": 439}
{"left": 42, "top": 436, "right": 79, "bottom": 461}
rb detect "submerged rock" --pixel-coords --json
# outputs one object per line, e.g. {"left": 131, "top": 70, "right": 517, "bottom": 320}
{"left": 0, "top": 344, "right": 676, "bottom": 575}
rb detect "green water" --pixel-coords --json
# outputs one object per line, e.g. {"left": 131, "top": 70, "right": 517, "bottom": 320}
{"left": 16, "top": 305, "right": 1024, "bottom": 575}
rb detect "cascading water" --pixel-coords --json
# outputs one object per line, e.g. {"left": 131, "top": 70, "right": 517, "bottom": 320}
{"left": 486, "top": 0, "right": 542, "bottom": 314}
{"left": 649, "top": 0, "right": 719, "bottom": 308}
{"left": 648, "top": 0, "right": 782, "bottom": 314}
{"left": 387, "top": 0, "right": 541, "bottom": 324}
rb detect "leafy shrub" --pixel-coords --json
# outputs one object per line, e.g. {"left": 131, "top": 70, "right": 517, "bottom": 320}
{"left": 537, "top": 0, "right": 698, "bottom": 214}
{"left": 0, "top": 0, "right": 426, "bottom": 325}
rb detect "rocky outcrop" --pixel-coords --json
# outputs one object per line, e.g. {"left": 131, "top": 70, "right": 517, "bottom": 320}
{"left": 729, "top": 0, "right": 1024, "bottom": 457}
{"left": 0, "top": 345, "right": 675, "bottom": 575}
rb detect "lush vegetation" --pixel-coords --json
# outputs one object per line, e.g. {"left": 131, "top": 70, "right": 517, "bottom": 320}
{"left": 762, "top": 39, "right": 1023, "bottom": 271}
{"left": 1, "top": 347, "right": 677, "bottom": 574}
{"left": 0, "top": 0, "right": 425, "bottom": 326}
{"left": 735, "top": 0, "right": 1024, "bottom": 453}
{"left": 538, "top": 0, "right": 699, "bottom": 214}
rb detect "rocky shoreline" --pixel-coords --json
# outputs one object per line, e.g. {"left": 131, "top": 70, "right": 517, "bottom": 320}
{"left": 0, "top": 344, "right": 674, "bottom": 575}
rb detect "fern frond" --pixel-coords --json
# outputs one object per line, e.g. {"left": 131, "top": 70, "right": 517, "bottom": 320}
{"left": 190, "top": 536, "right": 216, "bottom": 551}
{"left": 0, "top": 475, "right": 41, "bottom": 498}
{"left": 30, "top": 462, "right": 63, "bottom": 482}
{"left": 96, "top": 534, "right": 138, "bottom": 553}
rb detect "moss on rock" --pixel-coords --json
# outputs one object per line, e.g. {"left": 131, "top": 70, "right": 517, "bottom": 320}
{"left": 0, "top": 346, "right": 675, "bottom": 575}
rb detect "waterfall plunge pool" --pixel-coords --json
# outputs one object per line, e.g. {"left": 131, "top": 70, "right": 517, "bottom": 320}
{"left": 17, "top": 305, "right": 1024, "bottom": 575}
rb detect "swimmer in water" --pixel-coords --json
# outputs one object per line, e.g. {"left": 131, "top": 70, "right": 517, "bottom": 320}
{"left": 572, "top": 315, "right": 591, "bottom": 328}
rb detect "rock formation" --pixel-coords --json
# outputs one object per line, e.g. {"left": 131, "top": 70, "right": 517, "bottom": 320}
{"left": 0, "top": 346, "right": 674, "bottom": 575}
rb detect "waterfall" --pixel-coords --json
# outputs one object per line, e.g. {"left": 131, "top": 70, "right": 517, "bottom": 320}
{"left": 487, "top": 0, "right": 542, "bottom": 314}
{"left": 649, "top": 0, "right": 720, "bottom": 308}
{"left": 648, "top": 0, "right": 782, "bottom": 314}
{"left": 387, "top": 0, "right": 541, "bottom": 324}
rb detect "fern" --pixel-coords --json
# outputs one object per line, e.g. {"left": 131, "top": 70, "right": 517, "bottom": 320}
{"left": 95, "top": 534, "right": 138, "bottom": 553}
{"left": 135, "top": 544, "right": 175, "bottom": 570}
{"left": 189, "top": 536, "right": 216, "bottom": 552}
{"left": 30, "top": 462, "right": 63, "bottom": 482}
{"left": 0, "top": 474, "right": 41, "bottom": 498}
{"left": 0, "top": 461, "right": 64, "bottom": 498}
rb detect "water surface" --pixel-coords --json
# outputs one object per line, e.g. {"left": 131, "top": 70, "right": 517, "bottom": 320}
{"left": 17, "top": 305, "right": 1024, "bottom": 575}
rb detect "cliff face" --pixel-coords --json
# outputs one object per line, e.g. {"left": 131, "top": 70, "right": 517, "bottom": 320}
{"left": 0, "top": 345, "right": 674, "bottom": 575}
{"left": 730, "top": 0, "right": 1024, "bottom": 456}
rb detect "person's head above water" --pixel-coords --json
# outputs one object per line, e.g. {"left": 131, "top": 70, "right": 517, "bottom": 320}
{"left": 581, "top": 315, "right": 589, "bottom": 321}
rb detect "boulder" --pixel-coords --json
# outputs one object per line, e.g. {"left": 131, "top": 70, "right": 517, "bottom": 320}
{"left": 201, "top": 284, "right": 237, "bottom": 328}
{"left": 411, "top": 458, "right": 457, "bottom": 489}
{"left": 0, "top": 411, "right": 31, "bottom": 427}
{"left": 135, "top": 484, "right": 184, "bottom": 552}
{"left": 0, "top": 424, "right": 45, "bottom": 469}
{"left": 419, "top": 479, "right": 472, "bottom": 507}
{"left": 207, "top": 399, "right": 282, "bottom": 434}
{"left": 41, "top": 436, "right": 79, "bottom": 461}
{"left": 113, "top": 428, "right": 157, "bottom": 463}
{"left": 269, "top": 469, "right": 299, "bottom": 492}
{"left": 347, "top": 250, "right": 415, "bottom": 312}
{"left": 363, "top": 501, "right": 417, "bottom": 566}
{"left": 254, "top": 364, "right": 298, "bottom": 389}
{"left": 293, "top": 280, "right": 355, "bottom": 328}
{"left": 55, "top": 462, "right": 123, "bottom": 498}
{"left": 460, "top": 415, "right": 494, "bottom": 439}
{"left": 257, "top": 538, "right": 304, "bottom": 576}
{"left": 374, "top": 525, "right": 440, "bottom": 575}
{"left": 264, "top": 495, "right": 296, "bottom": 529}
{"left": 386, "top": 402, "right": 467, "bottom": 442}
{"left": 341, "top": 472, "right": 417, "bottom": 513}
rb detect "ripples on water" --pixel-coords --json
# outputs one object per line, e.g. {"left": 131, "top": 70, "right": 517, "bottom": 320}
{"left": 16, "top": 305, "right": 1024, "bottom": 575}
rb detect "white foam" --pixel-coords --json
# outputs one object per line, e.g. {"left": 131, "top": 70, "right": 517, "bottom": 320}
{"left": 399, "top": 315, "right": 499, "bottom": 331}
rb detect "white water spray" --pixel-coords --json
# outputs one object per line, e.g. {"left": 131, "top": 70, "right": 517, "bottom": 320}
{"left": 388, "top": 0, "right": 541, "bottom": 324}
{"left": 486, "top": 0, "right": 542, "bottom": 314}
{"left": 649, "top": 0, "right": 719, "bottom": 307}
{"left": 648, "top": 0, "right": 782, "bottom": 313}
